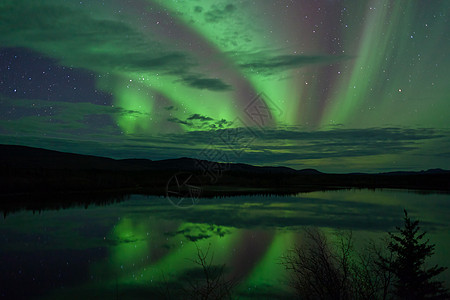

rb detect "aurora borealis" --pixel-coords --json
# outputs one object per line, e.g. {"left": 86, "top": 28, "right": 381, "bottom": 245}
{"left": 0, "top": 0, "right": 449, "bottom": 172}
{"left": 2, "top": 192, "right": 450, "bottom": 298}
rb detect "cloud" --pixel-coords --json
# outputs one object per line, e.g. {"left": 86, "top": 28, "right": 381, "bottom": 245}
{"left": 0, "top": 1, "right": 229, "bottom": 91}
{"left": 204, "top": 4, "right": 236, "bottom": 23}
{"left": 0, "top": 99, "right": 56, "bottom": 121}
{"left": 127, "top": 196, "right": 417, "bottom": 232}
{"left": 0, "top": 96, "right": 140, "bottom": 137}
{"left": 164, "top": 106, "right": 177, "bottom": 111}
{"left": 187, "top": 114, "right": 213, "bottom": 121}
{"left": 1, "top": 92, "right": 449, "bottom": 171}
{"left": 180, "top": 75, "right": 232, "bottom": 91}
{"left": 1, "top": 95, "right": 444, "bottom": 158}
{"left": 167, "top": 117, "right": 189, "bottom": 126}
{"left": 164, "top": 223, "right": 231, "bottom": 242}
{"left": 237, "top": 52, "right": 349, "bottom": 75}
{"left": 167, "top": 114, "right": 232, "bottom": 129}
{"left": 260, "top": 127, "right": 442, "bottom": 142}
{"left": 153, "top": 126, "right": 447, "bottom": 170}
{"left": 0, "top": 2, "right": 191, "bottom": 72}
{"left": 164, "top": 127, "right": 442, "bottom": 144}
{"left": 2, "top": 126, "right": 449, "bottom": 172}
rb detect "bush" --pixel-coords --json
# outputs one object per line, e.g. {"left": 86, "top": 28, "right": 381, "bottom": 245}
{"left": 159, "top": 243, "right": 237, "bottom": 300}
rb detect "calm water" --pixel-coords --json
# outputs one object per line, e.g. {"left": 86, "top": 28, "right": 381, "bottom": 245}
{"left": 1, "top": 189, "right": 449, "bottom": 299}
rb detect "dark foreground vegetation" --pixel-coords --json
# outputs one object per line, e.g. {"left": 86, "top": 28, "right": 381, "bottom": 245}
{"left": 158, "top": 211, "right": 448, "bottom": 300}
{"left": 281, "top": 210, "right": 449, "bottom": 300}
{"left": 158, "top": 244, "right": 238, "bottom": 300}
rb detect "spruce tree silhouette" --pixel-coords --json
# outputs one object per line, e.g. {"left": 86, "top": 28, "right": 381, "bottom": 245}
{"left": 380, "top": 209, "right": 449, "bottom": 299}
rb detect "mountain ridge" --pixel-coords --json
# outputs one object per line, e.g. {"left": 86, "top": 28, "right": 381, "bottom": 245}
{"left": 1, "top": 144, "right": 447, "bottom": 175}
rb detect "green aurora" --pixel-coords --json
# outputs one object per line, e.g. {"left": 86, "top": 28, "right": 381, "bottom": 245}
{"left": 2, "top": 192, "right": 449, "bottom": 298}
{"left": 0, "top": 0, "right": 449, "bottom": 172}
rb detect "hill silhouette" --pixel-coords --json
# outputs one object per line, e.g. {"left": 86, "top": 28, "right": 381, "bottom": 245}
{"left": 1, "top": 144, "right": 449, "bottom": 198}
{"left": 0, "top": 144, "right": 320, "bottom": 174}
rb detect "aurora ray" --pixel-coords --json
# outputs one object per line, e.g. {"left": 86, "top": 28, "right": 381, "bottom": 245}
{"left": 0, "top": 0, "right": 449, "bottom": 172}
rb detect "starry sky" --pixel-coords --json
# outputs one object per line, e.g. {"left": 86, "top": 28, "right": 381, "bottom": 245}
{"left": 0, "top": 0, "right": 449, "bottom": 172}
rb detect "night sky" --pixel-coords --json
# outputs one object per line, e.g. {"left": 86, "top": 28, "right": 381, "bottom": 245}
{"left": 0, "top": 0, "right": 449, "bottom": 172}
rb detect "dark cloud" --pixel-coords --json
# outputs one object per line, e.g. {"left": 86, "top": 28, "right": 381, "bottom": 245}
{"left": 260, "top": 127, "right": 442, "bottom": 142}
{"left": 187, "top": 114, "right": 213, "bottom": 121}
{"left": 100, "top": 53, "right": 189, "bottom": 73}
{"left": 81, "top": 114, "right": 115, "bottom": 129}
{"left": 2, "top": 126, "right": 450, "bottom": 173}
{"left": 125, "top": 196, "right": 419, "bottom": 232}
{"left": 0, "top": 99, "right": 57, "bottom": 120}
{"left": 164, "top": 106, "right": 177, "bottom": 111}
{"left": 165, "top": 127, "right": 442, "bottom": 145}
{"left": 164, "top": 223, "right": 231, "bottom": 242}
{"left": 168, "top": 114, "right": 232, "bottom": 129}
{"left": 154, "top": 127, "right": 446, "bottom": 168}
{"left": 0, "top": 1, "right": 225, "bottom": 91}
{"left": 114, "top": 107, "right": 148, "bottom": 117}
{"left": 238, "top": 53, "right": 349, "bottom": 75}
{"left": 167, "top": 117, "right": 189, "bottom": 126}
{"left": 2, "top": 100, "right": 449, "bottom": 171}
{"left": 180, "top": 75, "right": 232, "bottom": 91}
{"left": 214, "top": 119, "right": 231, "bottom": 129}
{"left": 0, "top": 3, "right": 191, "bottom": 73}
{"left": 0, "top": 96, "right": 144, "bottom": 137}
{"left": 204, "top": 4, "right": 236, "bottom": 23}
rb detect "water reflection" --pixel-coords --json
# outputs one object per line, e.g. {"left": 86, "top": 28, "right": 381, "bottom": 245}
{"left": 0, "top": 192, "right": 129, "bottom": 218}
{"left": 0, "top": 189, "right": 449, "bottom": 299}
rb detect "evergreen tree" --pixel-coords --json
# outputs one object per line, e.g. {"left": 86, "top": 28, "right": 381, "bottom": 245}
{"left": 380, "top": 209, "right": 449, "bottom": 299}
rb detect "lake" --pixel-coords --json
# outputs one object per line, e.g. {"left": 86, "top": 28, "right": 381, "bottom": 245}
{"left": 1, "top": 189, "right": 449, "bottom": 299}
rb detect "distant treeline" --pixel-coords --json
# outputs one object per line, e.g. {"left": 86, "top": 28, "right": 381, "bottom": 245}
{"left": 1, "top": 165, "right": 450, "bottom": 196}
{"left": 1, "top": 144, "right": 450, "bottom": 201}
